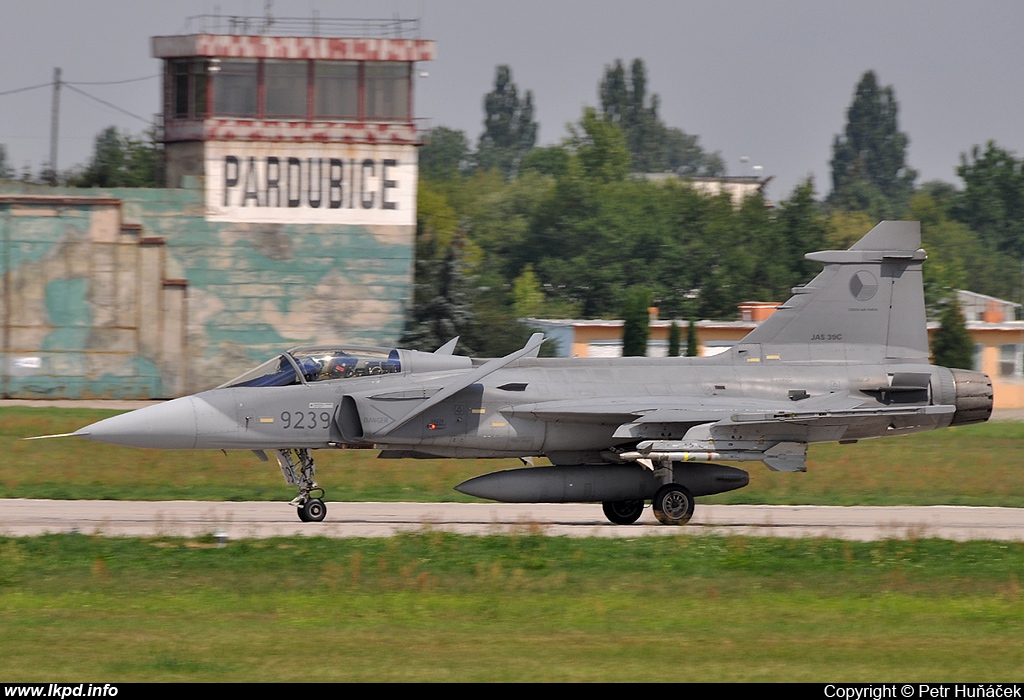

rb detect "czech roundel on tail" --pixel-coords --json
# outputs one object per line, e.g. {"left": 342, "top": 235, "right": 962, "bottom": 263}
{"left": 31, "top": 221, "right": 993, "bottom": 524}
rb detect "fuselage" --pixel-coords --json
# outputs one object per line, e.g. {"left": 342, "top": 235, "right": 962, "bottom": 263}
{"left": 78, "top": 351, "right": 989, "bottom": 464}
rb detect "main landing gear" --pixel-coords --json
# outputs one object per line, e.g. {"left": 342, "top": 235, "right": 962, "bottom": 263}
{"left": 277, "top": 448, "right": 327, "bottom": 522}
{"left": 600, "top": 485, "right": 696, "bottom": 526}
{"left": 602, "top": 499, "right": 645, "bottom": 525}
{"left": 652, "top": 483, "right": 695, "bottom": 526}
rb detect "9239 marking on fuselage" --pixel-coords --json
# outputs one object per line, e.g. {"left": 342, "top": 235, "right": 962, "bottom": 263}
{"left": 281, "top": 411, "right": 331, "bottom": 429}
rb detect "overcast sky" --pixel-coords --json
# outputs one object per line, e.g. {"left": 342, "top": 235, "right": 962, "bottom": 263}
{"left": 2, "top": 0, "right": 1022, "bottom": 201}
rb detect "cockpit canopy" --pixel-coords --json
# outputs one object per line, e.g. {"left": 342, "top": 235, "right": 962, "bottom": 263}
{"left": 220, "top": 343, "right": 473, "bottom": 389}
{"left": 222, "top": 347, "right": 401, "bottom": 388}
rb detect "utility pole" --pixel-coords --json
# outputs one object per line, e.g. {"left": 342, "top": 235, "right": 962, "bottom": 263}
{"left": 49, "top": 67, "right": 61, "bottom": 185}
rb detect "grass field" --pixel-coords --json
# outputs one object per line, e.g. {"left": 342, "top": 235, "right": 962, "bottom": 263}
{"left": 3, "top": 406, "right": 1023, "bottom": 506}
{"left": 1, "top": 533, "right": 1023, "bottom": 682}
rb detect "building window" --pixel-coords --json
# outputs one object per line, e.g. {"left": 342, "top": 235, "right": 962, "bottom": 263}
{"left": 192, "top": 61, "right": 208, "bottom": 117}
{"left": 314, "top": 61, "right": 359, "bottom": 119}
{"left": 213, "top": 59, "right": 258, "bottom": 117}
{"left": 184, "top": 58, "right": 412, "bottom": 122}
{"left": 999, "top": 344, "right": 1023, "bottom": 377}
{"left": 365, "top": 62, "right": 410, "bottom": 120}
{"left": 169, "top": 59, "right": 208, "bottom": 119}
{"left": 264, "top": 60, "right": 308, "bottom": 119}
{"left": 171, "top": 61, "right": 189, "bottom": 119}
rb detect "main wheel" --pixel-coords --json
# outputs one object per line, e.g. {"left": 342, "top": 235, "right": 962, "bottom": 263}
{"left": 652, "top": 484, "right": 695, "bottom": 525}
{"left": 602, "top": 499, "right": 645, "bottom": 525}
{"left": 298, "top": 498, "right": 327, "bottom": 523}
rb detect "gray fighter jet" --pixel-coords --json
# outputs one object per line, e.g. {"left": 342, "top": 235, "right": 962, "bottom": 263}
{"left": 38, "top": 221, "right": 993, "bottom": 524}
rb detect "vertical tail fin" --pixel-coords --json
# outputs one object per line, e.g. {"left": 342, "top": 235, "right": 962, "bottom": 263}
{"left": 741, "top": 221, "right": 929, "bottom": 362}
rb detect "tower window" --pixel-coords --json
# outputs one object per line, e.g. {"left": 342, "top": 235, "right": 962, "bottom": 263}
{"left": 168, "top": 59, "right": 209, "bottom": 119}
{"left": 314, "top": 61, "right": 359, "bottom": 119}
{"left": 174, "top": 58, "right": 413, "bottom": 122}
{"left": 265, "top": 60, "right": 309, "bottom": 119}
{"left": 213, "top": 60, "right": 258, "bottom": 117}
{"left": 365, "top": 62, "right": 410, "bottom": 120}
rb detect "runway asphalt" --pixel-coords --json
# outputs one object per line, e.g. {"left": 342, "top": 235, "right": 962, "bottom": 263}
{"left": 3, "top": 500, "right": 1024, "bottom": 541}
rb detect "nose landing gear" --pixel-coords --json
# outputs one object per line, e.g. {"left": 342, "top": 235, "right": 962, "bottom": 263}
{"left": 277, "top": 448, "right": 328, "bottom": 522}
{"left": 298, "top": 496, "right": 327, "bottom": 522}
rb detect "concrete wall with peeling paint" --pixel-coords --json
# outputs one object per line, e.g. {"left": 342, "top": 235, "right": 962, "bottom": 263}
{"left": 1, "top": 178, "right": 413, "bottom": 398}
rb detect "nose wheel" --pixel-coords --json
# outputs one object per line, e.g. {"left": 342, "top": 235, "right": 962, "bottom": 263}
{"left": 298, "top": 497, "right": 327, "bottom": 522}
{"left": 277, "top": 448, "right": 328, "bottom": 523}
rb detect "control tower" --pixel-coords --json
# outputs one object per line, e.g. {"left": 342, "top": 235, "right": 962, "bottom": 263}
{"left": 154, "top": 16, "right": 435, "bottom": 224}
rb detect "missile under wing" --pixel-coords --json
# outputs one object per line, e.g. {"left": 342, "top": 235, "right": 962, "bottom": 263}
{"left": 40, "top": 221, "right": 992, "bottom": 524}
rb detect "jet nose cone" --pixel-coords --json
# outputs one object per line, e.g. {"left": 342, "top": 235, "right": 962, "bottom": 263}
{"left": 78, "top": 397, "right": 198, "bottom": 449}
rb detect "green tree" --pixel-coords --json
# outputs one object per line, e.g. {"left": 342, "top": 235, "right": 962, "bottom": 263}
{"left": 600, "top": 59, "right": 660, "bottom": 172}
{"left": 415, "top": 180, "right": 460, "bottom": 260}
{"left": 667, "top": 321, "right": 681, "bottom": 357}
{"left": 909, "top": 191, "right": 967, "bottom": 310}
{"left": 460, "top": 168, "right": 554, "bottom": 283}
{"left": 909, "top": 190, "right": 1021, "bottom": 312}
{"left": 567, "top": 107, "right": 631, "bottom": 183}
{"left": 662, "top": 127, "right": 725, "bottom": 176}
{"left": 420, "top": 127, "right": 470, "bottom": 181}
{"left": 829, "top": 71, "right": 916, "bottom": 218}
{"left": 686, "top": 318, "right": 699, "bottom": 357}
{"left": 694, "top": 192, "right": 775, "bottom": 319}
{"left": 72, "top": 126, "right": 164, "bottom": 188}
{"left": 401, "top": 233, "right": 476, "bottom": 354}
{"left": 511, "top": 264, "right": 545, "bottom": 319}
{"left": 520, "top": 146, "right": 570, "bottom": 178}
{"left": 476, "top": 66, "right": 537, "bottom": 178}
{"left": 952, "top": 141, "right": 1024, "bottom": 257}
{"left": 776, "top": 179, "right": 830, "bottom": 286}
{"left": 827, "top": 210, "right": 878, "bottom": 249}
{"left": 931, "top": 298, "right": 974, "bottom": 370}
{"left": 621, "top": 287, "right": 652, "bottom": 357}
{"left": 919, "top": 179, "right": 959, "bottom": 209}
{"left": 463, "top": 281, "right": 551, "bottom": 357}
{"left": 599, "top": 58, "right": 722, "bottom": 175}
